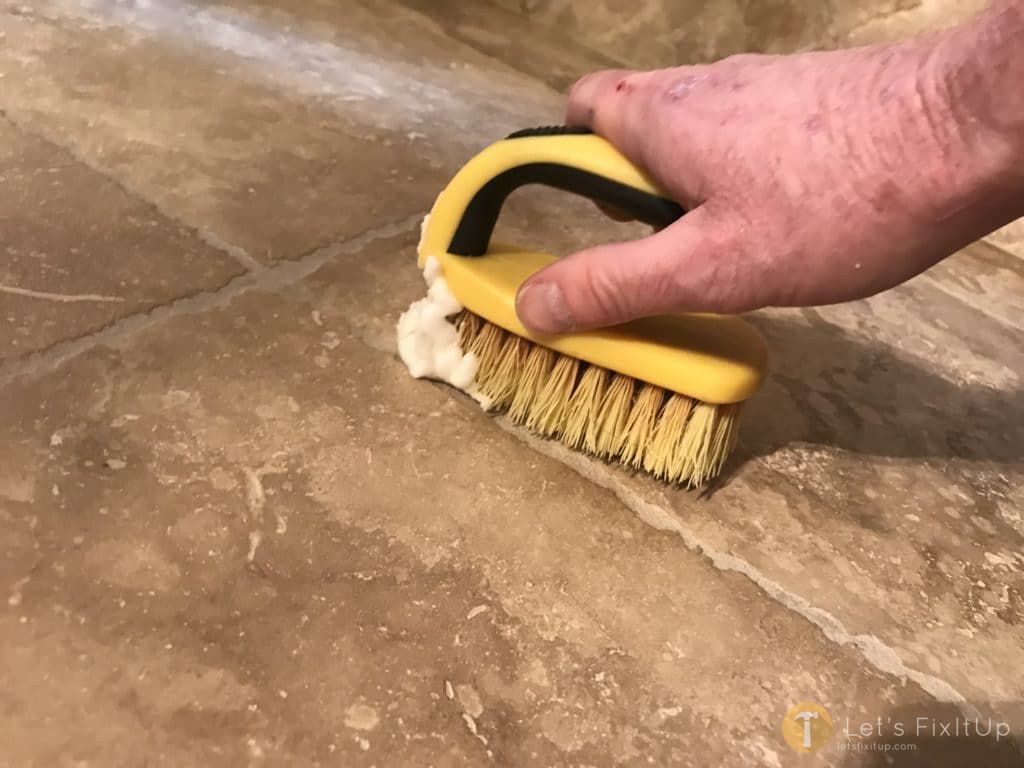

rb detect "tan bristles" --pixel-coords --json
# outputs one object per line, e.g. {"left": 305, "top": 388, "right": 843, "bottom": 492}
{"left": 582, "top": 370, "right": 612, "bottom": 455}
{"left": 487, "top": 335, "right": 530, "bottom": 408}
{"left": 508, "top": 344, "right": 555, "bottom": 422}
{"left": 712, "top": 404, "right": 742, "bottom": 463}
{"left": 456, "top": 311, "right": 481, "bottom": 349}
{"left": 643, "top": 394, "right": 694, "bottom": 479}
{"left": 594, "top": 374, "right": 634, "bottom": 457}
{"left": 465, "top": 318, "right": 505, "bottom": 378}
{"left": 620, "top": 385, "right": 664, "bottom": 468}
{"left": 453, "top": 310, "right": 744, "bottom": 486}
{"left": 526, "top": 354, "right": 579, "bottom": 436}
{"left": 681, "top": 402, "right": 742, "bottom": 485}
{"left": 563, "top": 366, "right": 608, "bottom": 450}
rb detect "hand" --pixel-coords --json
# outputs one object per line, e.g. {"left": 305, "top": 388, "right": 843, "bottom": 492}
{"left": 514, "top": 25, "right": 1023, "bottom": 334}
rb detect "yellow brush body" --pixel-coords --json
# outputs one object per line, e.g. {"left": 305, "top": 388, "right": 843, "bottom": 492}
{"left": 416, "top": 128, "right": 769, "bottom": 485}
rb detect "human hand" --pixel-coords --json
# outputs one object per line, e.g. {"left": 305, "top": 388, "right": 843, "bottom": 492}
{"left": 514, "top": 18, "right": 1024, "bottom": 334}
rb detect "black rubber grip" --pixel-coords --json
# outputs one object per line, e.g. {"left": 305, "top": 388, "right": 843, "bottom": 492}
{"left": 448, "top": 154, "right": 685, "bottom": 257}
{"left": 505, "top": 125, "right": 596, "bottom": 139}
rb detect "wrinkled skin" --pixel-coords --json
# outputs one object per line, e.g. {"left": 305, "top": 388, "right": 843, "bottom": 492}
{"left": 515, "top": 3, "right": 1024, "bottom": 334}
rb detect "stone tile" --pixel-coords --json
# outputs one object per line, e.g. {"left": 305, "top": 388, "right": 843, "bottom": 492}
{"left": 309, "top": 158, "right": 1024, "bottom": 728}
{"left": 0, "top": 120, "right": 243, "bottom": 362}
{"left": 713, "top": 287, "right": 1024, "bottom": 701}
{"left": 490, "top": 0, "right": 985, "bottom": 66}
{"left": 312, "top": 178, "right": 1024, "bottom": 731}
{"left": 845, "top": 0, "right": 991, "bottom": 45}
{"left": 458, "top": 212, "right": 1024, "bottom": 716}
{"left": 2, "top": 0, "right": 1023, "bottom": 764}
{"left": 0, "top": 1, "right": 560, "bottom": 265}
{"left": 0, "top": 229, "right": 959, "bottom": 767}
{"left": 549, "top": 208, "right": 1022, "bottom": 712}
{"left": 397, "top": 0, "right": 621, "bottom": 92}
{"left": 988, "top": 221, "right": 1024, "bottom": 261}
{"left": 921, "top": 241, "right": 1024, "bottom": 332}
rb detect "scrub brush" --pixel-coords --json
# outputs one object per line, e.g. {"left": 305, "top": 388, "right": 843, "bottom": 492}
{"left": 407, "top": 126, "right": 768, "bottom": 486}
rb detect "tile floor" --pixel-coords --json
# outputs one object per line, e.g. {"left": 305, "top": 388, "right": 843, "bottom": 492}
{"left": 0, "top": 1, "right": 1021, "bottom": 765}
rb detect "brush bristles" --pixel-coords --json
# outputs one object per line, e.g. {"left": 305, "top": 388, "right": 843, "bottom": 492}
{"left": 508, "top": 344, "right": 554, "bottom": 422}
{"left": 455, "top": 311, "right": 742, "bottom": 486}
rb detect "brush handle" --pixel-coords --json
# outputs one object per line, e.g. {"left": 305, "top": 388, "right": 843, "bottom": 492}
{"left": 424, "top": 127, "right": 685, "bottom": 259}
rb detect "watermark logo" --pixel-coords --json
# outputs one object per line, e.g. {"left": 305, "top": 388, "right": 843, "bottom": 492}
{"left": 780, "top": 702, "right": 1011, "bottom": 755}
{"left": 782, "top": 702, "right": 834, "bottom": 753}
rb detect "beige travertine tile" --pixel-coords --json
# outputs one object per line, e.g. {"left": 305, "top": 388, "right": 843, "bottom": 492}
{"left": 490, "top": 0, "right": 988, "bottom": 67}
{"left": 397, "top": 0, "right": 621, "bottom": 92}
{"left": 1, "top": 1, "right": 1022, "bottom": 765}
{"left": 0, "top": 120, "right": 242, "bottom": 361}
{"left": 478, "top": 204, "right": 1024, "bottom": 714}
{"left": 0, "top": 227, "right": 961, "bottom": 767}
{"left": 0, "top": 1, "right": 560, "bottom": 265}
{"left": 988, "top": 221, "right": 1024, "bottom": 260}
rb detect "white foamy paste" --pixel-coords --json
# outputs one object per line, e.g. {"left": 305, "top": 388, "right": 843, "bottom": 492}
{"left": 397, "top": 235, "right": 489, "bottom": 406}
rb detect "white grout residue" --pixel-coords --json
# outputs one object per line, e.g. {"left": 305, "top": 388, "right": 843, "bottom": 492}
{"left": 48, "top": 0, "right": 545, "bottom": 133}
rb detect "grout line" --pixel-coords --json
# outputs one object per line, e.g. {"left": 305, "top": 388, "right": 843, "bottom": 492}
{"left": 0, "top": 108, "right": 263, "bottom": 273}
{"left": 0, "top": 214, "right": 422, "bottom": 388}
{"left": 494, "top": 420, "right": 976, "bottom": 711}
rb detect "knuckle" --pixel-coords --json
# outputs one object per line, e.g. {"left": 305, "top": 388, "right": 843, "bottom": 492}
{"left": 581, "top": 262, "right": 633, "bottom": 322}
{"left": 568, "top": 72, "right": 594, "bottom": 101}
{"left": 657, "top": 65, "right": 715, "bottom": 104}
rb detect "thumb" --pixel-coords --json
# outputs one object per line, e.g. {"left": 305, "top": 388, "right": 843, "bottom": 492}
{"left": 515, "top": 207, "right": 752, "bottom": 333}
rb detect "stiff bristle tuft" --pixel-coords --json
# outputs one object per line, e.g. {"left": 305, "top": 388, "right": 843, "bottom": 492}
{"left": 526, "top": 354, "right": 579, "bottom": 436}
{"left": 643, "top": 394, "right": 694, "bottom": 479}
{"left": 594, "top": 375, "right": 634, "bottom": 458}
{"left": 488, "top": 335, "right": 530, "bottom": 408}
{"left": 466, "top": 319, "right": 505, "bottom": 378}
{"left": 563, "top": 366, "right": 608, "bottom": 450}
{"left": 452, "top": 310, "right": 743, "bottom": 486}
{"left": 456, "top": 311, "right": 482, "bottom": 349}
{"left": 620, "top": 384, "right": 664, "bottom": 469}
{"left": 508, "top": 345, "right": 555, "bottom": 422}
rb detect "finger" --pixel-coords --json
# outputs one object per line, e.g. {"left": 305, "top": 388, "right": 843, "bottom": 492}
{"left": 565, "top": 69, "right": 636, "bottom": 127}
{"left": 565, "top": 69, "right": 654, "bottom": 162}
{"left": 566, "top": 68, "right": 705, "bottom": 207}
{"left": 515, "top": 207, "right": 757, "bottom": 333}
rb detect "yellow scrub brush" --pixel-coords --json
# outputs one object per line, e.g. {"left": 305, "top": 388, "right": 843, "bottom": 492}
{"left": 409, "top": 126, "right": 768, "bottom": 486}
